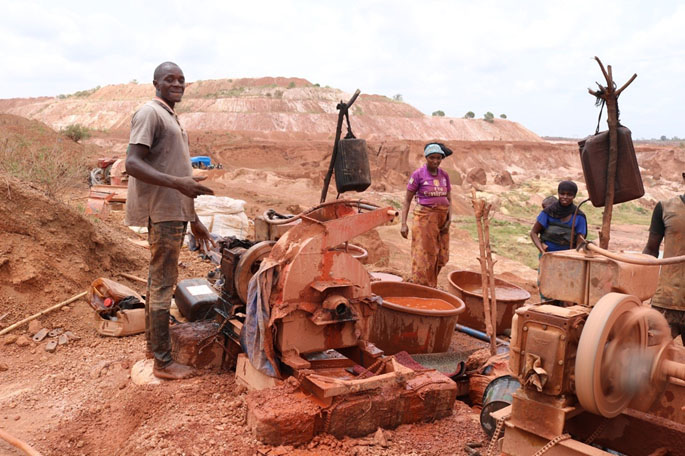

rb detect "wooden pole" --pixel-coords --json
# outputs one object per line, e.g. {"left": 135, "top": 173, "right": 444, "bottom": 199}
{"left": 320, "top": 89, "right": 361, "bottom": 203}
{"left": 483, "top": 212, "right": 498, "bottom": 341}
{"left": 0, "top": 291, "right": 87, "bottom": 336}
{"left": 118, "top": 272, "right": 147, "bottom": 284}
{"left": 588, "top": 56, "right": 637, "bottom": 249}
{"left": 471, "top": 190, "right": 497, "bottom": 356}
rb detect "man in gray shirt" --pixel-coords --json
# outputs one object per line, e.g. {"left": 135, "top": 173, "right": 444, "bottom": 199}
{"left": 125, "top": 61, "right": 214, "bottom": 379}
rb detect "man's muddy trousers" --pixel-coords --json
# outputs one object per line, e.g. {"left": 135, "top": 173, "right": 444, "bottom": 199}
{"left": 146, "top": 220, "right": 187, "bottom": 368}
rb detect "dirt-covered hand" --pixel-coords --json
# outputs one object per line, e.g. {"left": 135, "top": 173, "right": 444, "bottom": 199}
{"left": 400, "top": 223, "right": 409, "bottom": 239}
{"left": 175, "top": 176, "right": 214, "bottom": 198}
{"left": 190, "top": 219, "right": 216, "bottom": 253}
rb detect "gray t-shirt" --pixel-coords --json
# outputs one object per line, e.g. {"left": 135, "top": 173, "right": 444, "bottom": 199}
{"left": 125, "top": 100, "right": 195, "bottom": 226}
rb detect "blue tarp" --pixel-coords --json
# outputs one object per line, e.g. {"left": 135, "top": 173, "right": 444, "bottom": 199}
{"left": 190, "top": 156, "right": 211, "bottom": 167}
{"left": 239, "top": 261, "right": 279, "bottom": 378}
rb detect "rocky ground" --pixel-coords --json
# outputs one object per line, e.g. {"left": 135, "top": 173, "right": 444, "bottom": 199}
{"left": 0, "top": 87, "right": 682, "bottom": 455}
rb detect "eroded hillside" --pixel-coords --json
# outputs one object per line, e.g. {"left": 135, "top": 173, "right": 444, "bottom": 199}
{"left": 0, "top": 77, "right": 543, "bottom": 142}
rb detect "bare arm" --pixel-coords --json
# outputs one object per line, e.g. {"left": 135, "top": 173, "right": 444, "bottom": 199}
{"left": 530, "top": 221, "right": 547, "bottom": 254}
{"left": 400, "top": 190, "right": 416, "bottom": 239}
{"left": 441, "top": 190, "right": 452, "bottom": 233}
{"left": 643, "top": 203, "right": 664, "bottom": 258}
{"left": 126, "top": 144, "right": 216, "bottom": 251}
{"left": 642, "top": 231, "right": 663, "bottom": 258}
{"left": 125, "top": 144, "right": 214, "bottom": 198}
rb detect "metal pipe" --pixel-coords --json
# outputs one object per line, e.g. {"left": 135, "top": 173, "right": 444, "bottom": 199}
{"left": 579, "top": 237, "right": 685, "bottom": 265}
{"left": 455, "top": 323, "right": 509, "bottom": 346}
{"left": 0, "top": 428, "right": 43, "bottom": 456}
{"left": 262, "top": 199, "right": 381, "bottom": 225}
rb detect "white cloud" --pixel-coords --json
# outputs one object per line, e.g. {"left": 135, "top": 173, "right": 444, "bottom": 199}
{"left": 0, "top": 0, "right": 684, "bottom": 137}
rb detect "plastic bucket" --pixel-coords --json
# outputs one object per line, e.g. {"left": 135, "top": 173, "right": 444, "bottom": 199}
{"left": 369, "top": 282, "right": 465, "bottom": 354}
{"left": 447, "top": 270, "right": 530, "bottom": 335}
{"left": 480, "top": 375, "right": 521, "bottom": 437}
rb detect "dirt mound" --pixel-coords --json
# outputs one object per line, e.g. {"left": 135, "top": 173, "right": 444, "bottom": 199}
{"left": 0, "top": 78, "right": 543, "bottom": 142}
{"left": 0, "top": 113, "right": 83, "bottom": 156}
{"left": 0, "top": 176, "right": 146, "bottom": 319}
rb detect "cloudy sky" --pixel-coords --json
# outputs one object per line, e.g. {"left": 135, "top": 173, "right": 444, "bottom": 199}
{"left": 1, "top": 0, "right": 684, "bottom": 139}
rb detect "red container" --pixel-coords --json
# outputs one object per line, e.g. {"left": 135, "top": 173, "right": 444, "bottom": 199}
{"left": 369, "top": 282, "right": 465, "bottom": 354}
{"left": 447, "top": 270, "right": 530, "bottom": 335}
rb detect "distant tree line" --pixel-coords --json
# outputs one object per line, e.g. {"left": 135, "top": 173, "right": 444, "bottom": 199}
{"left": 463, "top": 111, "right": 507, "bottom": 121}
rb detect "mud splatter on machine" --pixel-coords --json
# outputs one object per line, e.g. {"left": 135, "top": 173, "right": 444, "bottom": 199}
{"left": 497, "top": 249, "right": 685, "bottom": 456}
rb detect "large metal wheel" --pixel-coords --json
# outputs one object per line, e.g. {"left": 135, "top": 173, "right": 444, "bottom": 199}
{"left": 575, "top": 292, "right": 648, "bottom": 417}
{"left": 234, "top": 241, "right": 275, "bottom": 304}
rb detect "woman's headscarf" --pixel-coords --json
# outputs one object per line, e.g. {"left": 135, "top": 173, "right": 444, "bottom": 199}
{"left": 424, "top": 142, "right": 453, "bottom": 157}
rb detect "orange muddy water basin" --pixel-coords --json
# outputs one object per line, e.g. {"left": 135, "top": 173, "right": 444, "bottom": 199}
{"left": 447, "top": 270, "right": 531, "bottom": 335}
{"left": 370, "top": 282, "right": 465, "bottom": 354}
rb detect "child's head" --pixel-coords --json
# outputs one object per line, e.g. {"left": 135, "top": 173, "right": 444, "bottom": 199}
{"left": 542, "top": 196, "right": 558, "bottom": 209}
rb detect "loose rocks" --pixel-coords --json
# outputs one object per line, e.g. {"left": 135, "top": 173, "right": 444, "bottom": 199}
{"left": 15, "top": 335, "right": 31, "bottom": 347}
{"left": 28, "top": 320, "right": 42, "bottom": 334}
{"left": 3, "top": 335, "right": 18, "bottom": 345}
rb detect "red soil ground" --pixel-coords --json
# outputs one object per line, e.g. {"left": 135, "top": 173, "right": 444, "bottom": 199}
{"left": 0, "top": 87, "right": 681, "bottom": 455}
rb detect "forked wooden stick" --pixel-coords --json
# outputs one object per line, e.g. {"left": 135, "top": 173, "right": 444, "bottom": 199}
{"left": 482, "top": 211, "right": 498, "bottom": 344}
{"left": 587, "top": 56, "right": 637, "bottom": 249}
{"left": 471, "top": 189, "right": 497, "bottom": 356}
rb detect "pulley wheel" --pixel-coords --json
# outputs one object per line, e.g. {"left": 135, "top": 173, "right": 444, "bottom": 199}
{"left": 234, "top": 241, "right": 275, "bottom": 304}
{"left": 575, "top": 293, "right": 648, "bottom": 417}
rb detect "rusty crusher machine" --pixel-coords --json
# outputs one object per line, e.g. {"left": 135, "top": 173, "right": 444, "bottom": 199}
{"left": 214, "top": 200, "right": 459, "bottom": 445}
{"left": 496, "top": 249, "right": 685, "bottom": 455}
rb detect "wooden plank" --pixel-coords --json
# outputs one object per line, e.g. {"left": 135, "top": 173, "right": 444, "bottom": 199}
{"left": 91, "top": 184, "right": 128, "bottom": 202}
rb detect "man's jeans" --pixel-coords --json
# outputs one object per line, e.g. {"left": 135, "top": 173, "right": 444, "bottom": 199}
{"left": 146, "top": 220, "right": 186, "bottom": 368}
{"left": 653, "top": 305, "right": 685, "bottom": 344}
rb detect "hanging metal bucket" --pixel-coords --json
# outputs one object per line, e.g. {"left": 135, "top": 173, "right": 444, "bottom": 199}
{"left": 480, "top": 375, "right": 521, "bottom": 437}
{"left": 334, "top": 138, "right": 371, "bottom": 193}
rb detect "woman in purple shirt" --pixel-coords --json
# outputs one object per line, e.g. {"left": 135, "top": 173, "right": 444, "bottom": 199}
{"left": 400, "top": 143, "right": 453, "bottom": 287}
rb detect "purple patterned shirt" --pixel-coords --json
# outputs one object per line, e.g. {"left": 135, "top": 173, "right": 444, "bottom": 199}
{"left": 407, "top": 165, "right": 451, "bottom": 207}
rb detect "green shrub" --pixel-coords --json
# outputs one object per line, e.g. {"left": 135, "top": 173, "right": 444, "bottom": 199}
{"left": 288, "top": 82, "right": 296, "bottom": 89}
{"left": 432, "top": 110, "right": 445, "bottom": 117}
{"left": 62, "top": 124, "right": 91, "bottom": 143}
{"left": 483, "top": 112, "right": 495, "bottom": 123}
{"left": 0, "top": 137, "right": 88, "bottom": 199}
{"left": 204, "top": 87, "right": 246, "bottom": 98}
{"left": 72, "top": 86, "right": 100, "bottom": 97}
{"left": 500, "top": 113, "right": 507, "bottom": 119}
{"left": 464, "top": 111, "right": 475, "bottom": 119}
